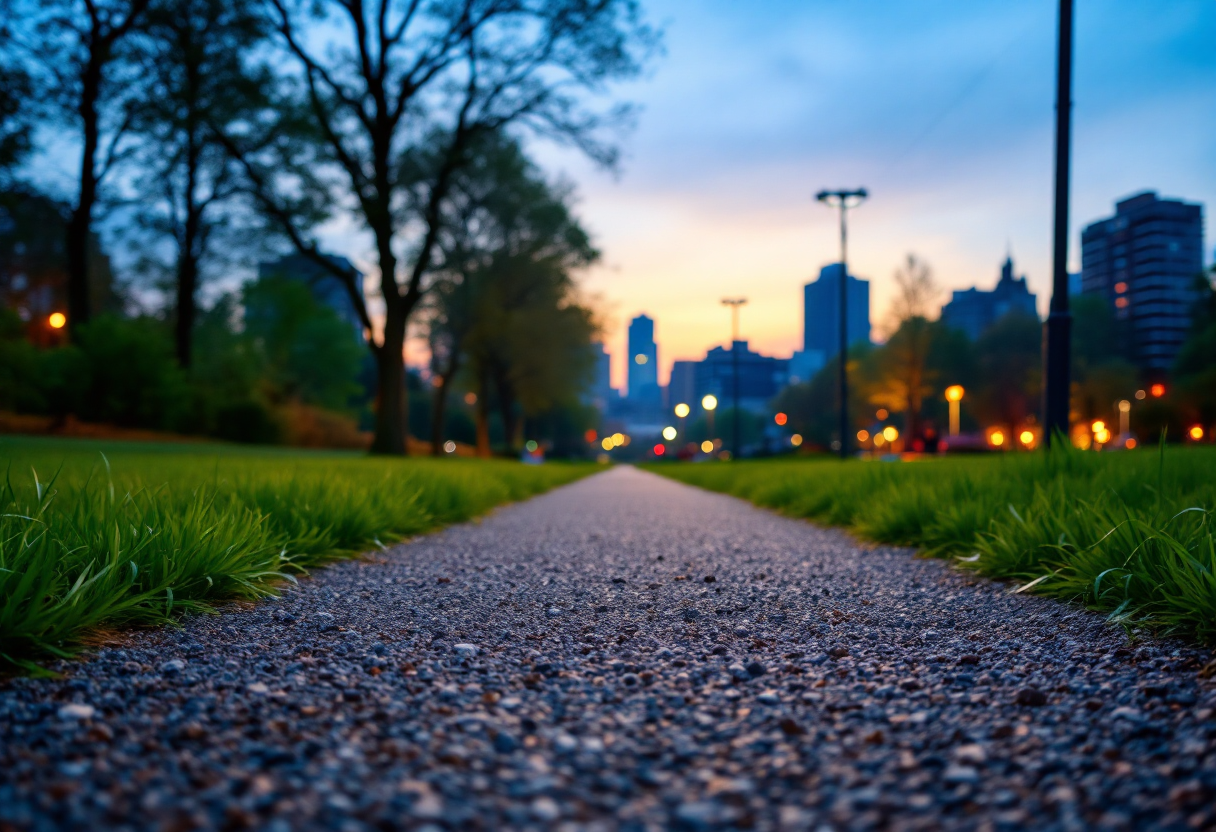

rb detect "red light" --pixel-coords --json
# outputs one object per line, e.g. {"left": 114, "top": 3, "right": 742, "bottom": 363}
{"left": 774, "top": 412, "right": 788, "bottom": 426}
{"left": 584, "top": 429, "right": 597, "bottom": 443}
{"left": 653, "top": 444, "right": 666, "bottom": 455}
{"left": 1150, "top": 383, "right": 1165, "bottom": 398}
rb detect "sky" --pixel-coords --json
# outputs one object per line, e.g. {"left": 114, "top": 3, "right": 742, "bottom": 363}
{"left": 528, "top": 0, "right": 1215, "bottom": 389}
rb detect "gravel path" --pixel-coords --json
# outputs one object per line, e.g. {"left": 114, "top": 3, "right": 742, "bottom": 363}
{"left": 3, "top": 466, "right": 1215, "bottom": 832}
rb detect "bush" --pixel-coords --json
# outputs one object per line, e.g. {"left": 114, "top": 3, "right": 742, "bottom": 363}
{"left": 214, "top": 399, "right": 282, "bottom": 444}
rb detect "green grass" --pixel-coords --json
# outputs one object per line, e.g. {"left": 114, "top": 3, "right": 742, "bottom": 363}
{"left": 1, "top": 437, "right": 592, "bottom": 671}
{"left": 644, "top": 447, "right": 1216, "bottom": 643}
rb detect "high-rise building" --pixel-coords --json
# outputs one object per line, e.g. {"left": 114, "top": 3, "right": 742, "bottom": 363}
{"left": 586, "top": 342, "right": 615, "bottom": 412}
{"left": 803, "top": 263, "right": 870, "bottom": 367}
{"left": 668, "top": 360, "right": 697, "bottom": 413}
{"left": 692, "top": 341, "right": 790, "bottom": 414}
{"left": 1080, "top": 191, "right": 1205, "bottom": 372}
{"left": 626, "top": 313, "right": 660, "bottom": 406}
{"left": 941, "top": 255, "right": 1039, "bottom": 341}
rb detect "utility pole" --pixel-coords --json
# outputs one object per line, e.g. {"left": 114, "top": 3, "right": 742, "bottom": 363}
{"left": 815, "top": 188, "right": 868, "bottom": 460}
{"left": 721, "top": 297, "right": 747, "bottom": 459}
{"left": 1043, "top": 0, "right": 1073, "bottom": 447}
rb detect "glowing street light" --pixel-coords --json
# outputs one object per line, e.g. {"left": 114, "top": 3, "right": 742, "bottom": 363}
{"left": 1019, "top": 430, "right": 1035, "bottom": 448}
{"left": 790, "top": 434, "right": 803, "bottom": 447}
{"left": 701, "top": 395, "right": 718, "bottom": 411}
{"left": 882, "top": 426, "right": 898, "bottom": 443}
{"left": 1190, "top": 425, "right": 1205, "bottom": 441}
{"left": 48, "top": 312, "right": 67, "bottom": 330}
{"left": 856, "top": 429, "right": 869, "bottom": 443}
{"left": 601, "top": 437, "right": 614, "bottom": 451}
{"left": 674, "top": 402, "right": 690, "bottom": 418}
{"left": 774, "top": 412, "right": 788, "bottom": 426}
{"left": 944, "top": 385, "right": 964, "bottom": 437}
{"left": 990, "top": 430, "right": 1006, "bottom": 447}
{"left": 1150, "top": 383, "right": 1165, "bottom": 398}
{"left": 700, "top": 440, "right": 714, "bottom": 454}
{"left": 662, "top": 426, "right": 677, "bottom": 441}
{"left": 1118, "top": 399, "right": 1131, "bottom": 436}
{"left": 611, "top": 432, "right": 625, "bottom": 447}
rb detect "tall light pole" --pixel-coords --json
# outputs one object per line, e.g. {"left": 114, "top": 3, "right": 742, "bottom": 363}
{"left": 1043, "top": 0, "right": 1073, "bottom": 448}
{"left": 816, "top": 188, "right": 868, "bottom": 460}
{"left": 721, "top": 298, "right": 747, "bottom": 459}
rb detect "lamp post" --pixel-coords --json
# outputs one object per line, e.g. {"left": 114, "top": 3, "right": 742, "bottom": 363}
{"left": 945, "top": 385, "right": 965, "bottom": 437}
{"left": 816, "top": 188, "right": 869, "bottom": 460}
{"left": 701, "top": 394, "right": 718, "bottom": 452}
{"left": 1042, "top": 0, "right": 1074, "bottom": 447}
{"left": 674, "top": 402, "right": 690, "bottom": 445}
{"left": 1118, "top": 399, "right": 1131, "bottom": 436}
{"left": 721, "top": 298, "right": 747, "bottom": 460}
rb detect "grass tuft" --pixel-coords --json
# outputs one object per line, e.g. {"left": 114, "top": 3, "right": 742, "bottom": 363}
{"left": 0, "top": 437, "right": 591, "bottom": 670}
{"left": 645, "top": 448, "right": 1216, "bottom": 643}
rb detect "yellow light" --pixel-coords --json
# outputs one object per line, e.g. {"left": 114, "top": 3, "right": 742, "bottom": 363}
{"left": 1190, "top": 425, "right": 1205, "bottom": 441}
{"left": 700, "top": 440, "right": 714, "bottom": 453}
{"left": 634, "top": 354, "right": 648, "bottom": 365}
{"left": 1095, "top": 429, "right": 1111, "bottom": 444}
{"left": 876, "top": 409, "right": 888, "bottom": 420}
{"left": 882, "top": 426, "right": 898, "bottom": 442}
{"left": 674, "top": 403, "right": 690, "bottom": 418}
{"left": 1019, "top": 430, "right": 1034, "bottom": 446}
{"left": 48, "top": 312, "right": 67, "bottom": 329}
{"left": 990, "top": 430, "right": 1005, "bottom": 447}
{"left": 873, "top": 433, "right": 886, "bottom": 447}
{"left": 1091, "top": 420, "right": 1105, "bottom": 434}
{"left": 856, "top": 429, "right": 869, "bottom": 442}
{"left": 790, "top": 434, "right": 803, "bottom": 447}
{"left": 662, "top": 426, "right": 677, "bottom": 441}
{"left": 944, "top": 385, "right": 964, "bottom": 403}
{"left": 701, "top": 395, "right": 718, "bottom": 411}
{"left": 601, "top": 437, "right": 614, "bottom": 451}
{"left": 774, "top": 412, "right": 788, "bottom": 426}
{"left": 611, "top": 432, "right": 624, "bottom": 447}
{"left": 1135, "top": 389, "right": 1146, "bottom": 400}
{"left": 1118, "top": 400, "right": 1131, "bottom": 413}
{"left": 464, "top": 392, "right": 477, "bottom": 405}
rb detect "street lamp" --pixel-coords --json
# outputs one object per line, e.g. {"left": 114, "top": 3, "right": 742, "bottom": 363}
{"left": 816, "top": 187, "right": 869, "bottom": 459}
{"left": 1043, "top": 0, "right": 1074, "bottom": 447}
{"left": 702, "top": 394, "right": 718, "bottom": 448}
{"left": 944, "top": 385, "right": 965, "bottom": 437}
{"left": 721, "top": 298, "right": 747, "bottom": 460}
{"left": 1118, "top": 399, "right": 1131, "bottom": 436}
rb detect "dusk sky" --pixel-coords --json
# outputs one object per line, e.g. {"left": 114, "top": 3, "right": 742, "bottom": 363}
{"left": 532, "top": 0, "right": 1215, "bottom": 388}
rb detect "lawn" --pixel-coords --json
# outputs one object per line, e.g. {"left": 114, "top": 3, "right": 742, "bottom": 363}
{"left": 645, "top": 447, "right": 1216, "bottom": 644}
{"left": 0, "top": 437, "right": 592, "bottom": 671}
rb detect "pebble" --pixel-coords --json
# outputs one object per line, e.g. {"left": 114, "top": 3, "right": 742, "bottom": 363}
{"left": 2, "top": 468, "right": 1212, "bottom": 832}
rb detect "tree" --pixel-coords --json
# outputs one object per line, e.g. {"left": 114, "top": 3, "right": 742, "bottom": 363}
{"left": 870, "top": 254, "right": 940, "bottom": 443}
{"left": 971, "top": 312, "right": 1041, "bottom": 433}
{"left": 0, "top": 33, "right": 34, "bottom": 180}
{"left": 221, "top": 0, "right": 655, "bottom": 454}
{"left": 17, "top": 0, "right": 151, "bottom": 338}
{"left": 128, "top": 0, "right": 270, "bottom": 367}
{"left": 425, "top": 132, "right": 599, "bottom": 456}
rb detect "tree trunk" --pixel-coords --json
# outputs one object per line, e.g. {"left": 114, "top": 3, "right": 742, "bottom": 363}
{"left": 430, "top": 357, "right": 457, "bottom": 456}
{"left": 371, "top": 310, "right": 408, "bottom": 455}
{"left": 175, "top": 250, "right": 198, "bottom": 368}
{"left": 495, "top": 369, "right": 520, "bottom": 454}
{"left": 474, "top": 368, "right": 491, "bottom": 458}
{"left": 66, "top": 58, "right": 103, "bottom": 339}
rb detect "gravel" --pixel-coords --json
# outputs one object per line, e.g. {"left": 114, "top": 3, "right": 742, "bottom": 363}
{"left": 2, "top": 466, "right": 1215, "bottom": 831}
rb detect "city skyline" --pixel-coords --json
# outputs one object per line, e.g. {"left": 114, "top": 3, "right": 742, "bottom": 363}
{"left": 534, "top": 0, "right": 1214, "bottom": 389}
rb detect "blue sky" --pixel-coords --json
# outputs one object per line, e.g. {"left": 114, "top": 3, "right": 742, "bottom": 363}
{"left": 541, "top": 0, "right": 1215, "bottom": 384}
